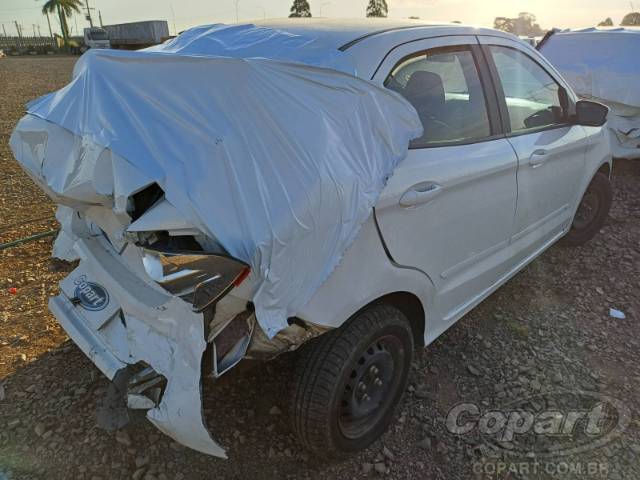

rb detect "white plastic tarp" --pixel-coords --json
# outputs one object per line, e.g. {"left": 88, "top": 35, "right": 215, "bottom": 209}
{"left": 540, "top": 28, "right": 640, "bottom": 158}
{"left": 145, "top": 23, "right": 357, "bottom": 74}
{"left": 12, "top": 24, "right": 422, "bottom": 338}
{"left": 540, "top": 29, "right": 640, "bottom": 108}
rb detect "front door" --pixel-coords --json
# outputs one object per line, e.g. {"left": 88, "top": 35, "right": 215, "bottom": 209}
{"left": 373, "top": 38, "right": 518, "bottom": 324}
{"left": 480, "top": 39, "right": 588, "bottom": 256}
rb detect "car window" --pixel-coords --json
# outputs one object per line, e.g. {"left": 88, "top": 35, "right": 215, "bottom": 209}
{"left": 384, "top": 47, "right": 491, "bottom": 147}
{"left": 488, "top": 45, "right": 565, "bottom": 132}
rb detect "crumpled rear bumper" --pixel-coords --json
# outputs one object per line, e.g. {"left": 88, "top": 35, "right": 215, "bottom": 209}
{"left": 50, "top": 233, "right": 227, "bottom": 458}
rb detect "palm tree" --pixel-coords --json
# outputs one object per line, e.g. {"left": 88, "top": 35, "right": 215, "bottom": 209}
{"left": 40, "top": 0, "right": 83, "bottom": 43}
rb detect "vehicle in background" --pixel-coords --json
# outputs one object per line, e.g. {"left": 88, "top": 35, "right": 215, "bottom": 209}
{"left": 82, "top": 27, "right": 111, "bottom": 52}
{"left": 539, "top": 28, "right": 640, "bottom": 159}
{"left": 519, "top": 36, "right": 541, "bottom": 47}
{"left": 104, "top": 20, "right": 170, "bottom": 50}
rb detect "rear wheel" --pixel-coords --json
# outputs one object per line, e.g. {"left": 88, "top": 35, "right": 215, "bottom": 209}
{"left": 561, "top": 172, "right": 612, "bottom": 246}
{"left": 290, "top": 304, "right": 413, "bottom": 458}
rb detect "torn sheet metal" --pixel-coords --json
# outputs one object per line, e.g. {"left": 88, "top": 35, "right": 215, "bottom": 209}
{"left": 246, "top": 319, "right": 330, "bottom": 361}
{"left": 52, "top": 206, "right": 80, "bottom": 262}
{"left": 210, "top": 294, "right": 330, "bottom": 361}
{"left": 11, "top": 24, "right": 421, "bottom": 338}
{"left": 127, "top": 199, "right": 200, "bottom": 236}
{"left": 540, "top": 28, "right": 640, "bottom": 158}
{"left": 49, "top": 236, "right": 227, "bottom": 457}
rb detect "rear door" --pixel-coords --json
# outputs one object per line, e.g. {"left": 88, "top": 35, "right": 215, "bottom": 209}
{"left": 372, "top": 37, "right": 519, "bottom": 324}
{"left": 479, "top": 37, "right": 588, "bottom": 256}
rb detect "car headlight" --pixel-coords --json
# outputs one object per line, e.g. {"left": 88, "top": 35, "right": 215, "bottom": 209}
{"left": 141, "top": 248, "right": 250, "bottom": 312}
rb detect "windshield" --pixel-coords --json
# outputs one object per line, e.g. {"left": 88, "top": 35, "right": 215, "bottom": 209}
{"left": 88, "top": 30, "right": 108, "bottom": 41}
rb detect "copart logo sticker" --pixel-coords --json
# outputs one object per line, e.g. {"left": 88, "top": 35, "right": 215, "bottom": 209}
{"left": 74, "top": 275, "right": 109, "bottom": 311}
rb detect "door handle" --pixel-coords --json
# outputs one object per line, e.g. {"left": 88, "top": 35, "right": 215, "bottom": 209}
{"left": 529, "top": 149, "right": 549, "bottom": 168}
{"left": 399, "top": 182, "right": 442, "bottom": 207}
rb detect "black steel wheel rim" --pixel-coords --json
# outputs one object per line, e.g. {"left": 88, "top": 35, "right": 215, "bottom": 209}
{"left": 573, "top": 188, "right": 600, "bottom": 230}
{"left": 338, "top": 334, "right": 405, "bottom": 439}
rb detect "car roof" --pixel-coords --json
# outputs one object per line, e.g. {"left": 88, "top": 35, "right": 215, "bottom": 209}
{"left": 252, "top": 19, "right": 513, "bottom": 78}
{"left": 253, "top": 18, "right": 483, "bottom": 51}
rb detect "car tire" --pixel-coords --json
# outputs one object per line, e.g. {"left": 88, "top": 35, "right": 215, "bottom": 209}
{"left": 290, "top": 304, "right": 414, "bottom": 458}
{"left": 560, "top": 172, "right": 612, "bottom": 247}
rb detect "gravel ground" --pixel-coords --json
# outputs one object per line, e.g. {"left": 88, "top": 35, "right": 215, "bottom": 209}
{"left": 1, "top": 56, "right": 640, "bottom": 480}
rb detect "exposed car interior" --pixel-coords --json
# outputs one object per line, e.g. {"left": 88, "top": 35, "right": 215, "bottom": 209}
{"left": 385, "top": 45, "right": 567, "bottom": 145}
{"left": 385, "top": 48, "right": 490, "bottom": 146}
{"left": 489, "top": 45, "right": 566, "bottom": 131}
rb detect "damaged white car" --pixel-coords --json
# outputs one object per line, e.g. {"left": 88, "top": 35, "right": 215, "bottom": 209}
{"left": 539, "top": 27, "right": 640, "bottom": 159}
{"left": 11, "top": 19, "right": 612, "bottom": 459}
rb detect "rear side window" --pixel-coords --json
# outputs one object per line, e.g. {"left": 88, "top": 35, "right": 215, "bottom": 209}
{"left": 488, "top": 46, "right": 566, "bottom": 132}
{"left": 385, "top": 47, "right": 491, "bottom": 147}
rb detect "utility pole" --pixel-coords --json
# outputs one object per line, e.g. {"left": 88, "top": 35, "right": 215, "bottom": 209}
{"left": 320, "top": 2, "right": 332, "bottom": 16}
{"left": 37, "top": 25, "right": 42, "bottom": 36}
{"left": 98, "top": 10, "right": 104, "bottom": 27}
{"left": 169, "top": 4, "right": 177, "bottom": 35}
{"left": 85, "top": 0, "right": 94, "bottom": 27}
{"left": 235, "top": 0, "right": 240, "bottom": 22}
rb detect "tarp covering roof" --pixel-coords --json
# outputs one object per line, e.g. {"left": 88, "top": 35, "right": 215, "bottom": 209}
{"left": 540, "top": 28, "right": 640, "bottom": 159}
{"left": 11, "top": 24, "right": 422, "bottom": 337}
{"left": 540, "top": 28, "right": 640, "bottom": 109}
{"left": 145, "top": 23, "right": 356, "bottom": 73}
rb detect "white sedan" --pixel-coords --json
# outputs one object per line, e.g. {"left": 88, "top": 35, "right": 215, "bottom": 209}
{"left": 282, "top": 19, "right": 611, "bottom": 457}
{"left": 11, "top": 19, "right": 612, "bottom": 458}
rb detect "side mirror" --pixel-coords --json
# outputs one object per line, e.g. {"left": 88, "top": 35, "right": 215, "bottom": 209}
{"left": 574, "top": 100, "right": 608, "bottom": 127}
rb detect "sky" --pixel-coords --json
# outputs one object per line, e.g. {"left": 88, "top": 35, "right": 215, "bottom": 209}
{"left": 0, "top": 0, "right": 635, "bottom": 37}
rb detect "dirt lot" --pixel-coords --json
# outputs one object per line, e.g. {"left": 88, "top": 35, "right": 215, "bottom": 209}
{"left": 1, "top": 56, "right": 640, "bottom": 480}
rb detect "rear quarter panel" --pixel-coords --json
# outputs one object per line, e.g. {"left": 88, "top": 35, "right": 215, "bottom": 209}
{"left": 297, "top": 214, "right": 434, "bottom": 340}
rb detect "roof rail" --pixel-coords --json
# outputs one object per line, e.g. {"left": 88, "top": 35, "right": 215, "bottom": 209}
{"left": 338, "top": 25, "right": 429, "bottom": 51}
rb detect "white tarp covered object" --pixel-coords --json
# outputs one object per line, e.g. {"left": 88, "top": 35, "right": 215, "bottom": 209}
{"left": 12, "top": 24, "right": 422, "bottom": 338}
{"left": 540, "top": 28, "right": 640, "bottom": 159}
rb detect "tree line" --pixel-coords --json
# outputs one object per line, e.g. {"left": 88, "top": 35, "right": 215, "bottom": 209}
{"left": 290, "top": 0, "right": 389, "bottom": 17}
{"left": 493, "top": 10, "right": 640, "bottom": 36}
{"left": 597, "top": 12, "right": 640, "bottom": 26}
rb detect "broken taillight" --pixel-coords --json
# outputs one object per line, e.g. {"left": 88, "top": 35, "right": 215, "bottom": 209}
{"left": 141, "top": 248, "right": 250, "bottom": 312}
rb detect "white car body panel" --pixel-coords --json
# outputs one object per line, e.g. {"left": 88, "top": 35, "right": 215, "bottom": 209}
{"left": 297, "top": 214, "right": 435, "bottom": 333}
{"left": 477, "top": 36, "right": 588, "bottom": 258}
{"left": 373, "top": 140, "right": 519, "bottom": 324}
{"left": 369, "top": 34, "right": 519, "bottom": 325}
{"left": 299, "top": 28, "right": 611, "bottom": 343}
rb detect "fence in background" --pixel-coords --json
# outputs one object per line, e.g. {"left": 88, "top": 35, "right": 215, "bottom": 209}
{"left": 0, "top": 35, "right": 57, "bottom": 51}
